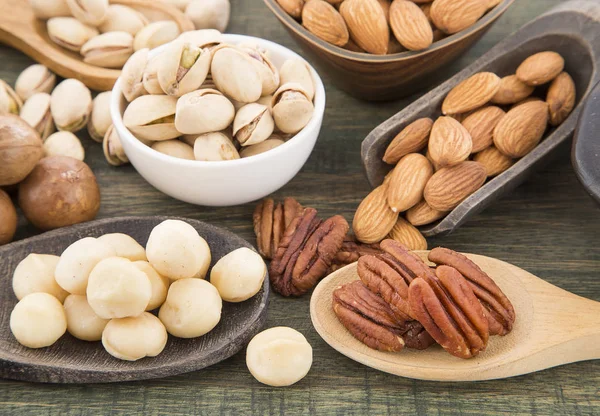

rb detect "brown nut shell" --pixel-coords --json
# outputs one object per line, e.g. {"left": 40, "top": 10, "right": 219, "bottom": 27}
{"left": 0, "top": 114, "right": 44, "bottom": 186}
{"left": 0, "top": 189, "right": 17, "bottom": 245}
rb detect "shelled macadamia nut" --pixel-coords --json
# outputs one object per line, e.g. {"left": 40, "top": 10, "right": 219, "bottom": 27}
{"left": 12, "top": 254, "right": 68, "bottom": 302}
{"left": 43, "top": 131, "right": 85, "bottom": 161}
{"left": 102, "top": 312, "right": 168, "bottom": 361}
{"left": 10, "top": 293, "right": 67, "bottom": 348}
{"left": 210, "top": 247, "right": 266, "bottom": 302}
{"left": 97, "top": 233, "right": 146, "bottom": 261}
{"left": 63, "top": 294, "right": 109, "bottom": 341}
{"left": 134, "top": 261, "right": 170, "bottom": 311}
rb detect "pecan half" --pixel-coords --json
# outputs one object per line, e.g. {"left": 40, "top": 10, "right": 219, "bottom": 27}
{"left": 253, "top": 197, "right": 303, "bottom": 259}
{"left": 329, "top": 238, "right": 384, "bottom": 273}
{"left": 428, "top": 247, "right": 515, "bottom": 336}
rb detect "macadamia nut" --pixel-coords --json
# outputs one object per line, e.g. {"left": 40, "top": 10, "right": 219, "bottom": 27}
{"left": 10, "top": 293, "right": 67, "bottom": 348}
{"left": 210, "top": 247, "right": 266, "bottom": 302}
{"left": 63, "top": 294, "right": 109, "bottom": 341}
{"left": 134, "top": 261, "right": 170, "bottom": 311}
{"left": 12, "top": 254, "right": 69, "bottom": 302}
{"left": 98, "top": 233, "right": 146, "bottom": 261}
{"left": 102, "top": 312, "right": 168, "bottom": 361}
{"left": 159, "top": 278, "right": 221, "bottom": 338}
{"left": 246, "top": 327, "right": 312, "bottom": 387}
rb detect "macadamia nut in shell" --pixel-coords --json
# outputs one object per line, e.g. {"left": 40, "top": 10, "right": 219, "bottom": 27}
{"left": 0, "top": 114, "right": 44, "bottom": 186}
{"left": 0, "top": 189, "right": 17, "bottom": 245}
{"left": 10, "top": 293, "right": 67, "bottom": 348}
{"left": 102, "top": 312, "right": 168, "bottom": 361}
{"left": 13, "top": 253, "right": 68, "bottom": 302}
{"left": 210, "top": 247, "right": 266, "bottom": 302}
{"left": 63, "top": 294, "right": 109, "bottom": 341}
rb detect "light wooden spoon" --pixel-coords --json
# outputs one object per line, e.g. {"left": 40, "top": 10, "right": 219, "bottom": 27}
{"left": 310, "top": 252, "right": 600, "bottom": 381}
{"left": 0, "top": 0, "right": 194, "bottom": 91}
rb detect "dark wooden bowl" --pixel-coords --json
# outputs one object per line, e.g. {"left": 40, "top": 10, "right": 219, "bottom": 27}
{"left": 361, "top": 0, "right": 600, "bottom": 236}
{"left": 263, "top": 0, "right": 514, "bottom": 101}
{"left": 0, "top": 216, "right": 269, "bottom": 383}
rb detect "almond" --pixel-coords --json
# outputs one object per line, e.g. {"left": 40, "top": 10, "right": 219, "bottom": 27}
{"left": 485, "top": 0, "right": 502, "bottom": 9}
{"left": 421, "top": 3, "right": 433, "bottom": 25}
{"left": 461, "top": 106, "right": 505, "bottom": 153}
{"left": 406, "top": 199, "right": 448, "bottom": 226}
{"left": 491, "top": 75, "right": 535, "bottom": 105}
{"left": 389, "top": 0, "right": 433, "bottom": 51}
{"left": 511, "top": 96, "right": 543, "bottom": 110}
{"left": 340, "top": 0, "right": 389, "bottom": 55}
{"left": 387, "top": 153, "right": 433, "bottom": 213}
{"left": 546, "top": 72, "right": 576, "bottom": 126}
{"left": 442, "top": 72, "right": 501, "bottom": 115}
{"left": 387, "top": 217, "right": 427, "bottom": 251}
{"left": 353, "top": 184, "right": 399, "bottom": 244}
{"left": 302, "top": 0, "right": 349, "bottom": 47}
{"left": 430, "top": 0, "right": 487, "bottom": 35}
{"left": 424, "top": 161, "right": 487, "bottom": 211}
{"left": 428, "top": 116, "right": 472, "bottom": 168}
{"left": 473, "top": 146, "right": 514, "bottom": 177}
{"left": 516, "top": 51, "right": 565, "bottom": 86}
{"left": 277, "top": 0, "right": 305, "bottom": 19}
{"left": 383, "top": 117, "right": 433, "bottom": 164}
{"left": 425, "top": 149, "right": 442, "bottom": 171}
{"left": 377, "top": 0, "right": 391, "bottom": 22}
{"left": 493, "top": 100, "right": 549, "bottom": 158}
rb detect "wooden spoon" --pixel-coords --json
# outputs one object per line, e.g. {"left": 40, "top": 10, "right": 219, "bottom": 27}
{"left": 0, "top": 0, "right": 194, "bottom": 91}
{"left": 310, "top": 252, "right": 600, "bottom": 381}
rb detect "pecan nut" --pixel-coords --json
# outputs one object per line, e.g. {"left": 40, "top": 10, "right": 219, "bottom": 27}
{"left": 253, "top": 197, "right": 303, "bottom": 259}
{"left": 329, "top": 237, "right": 384, "bottom": 273}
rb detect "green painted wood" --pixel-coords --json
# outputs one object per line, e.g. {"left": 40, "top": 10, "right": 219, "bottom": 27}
{"left": 1, "top": 0, "right": 599, "bottom": 414}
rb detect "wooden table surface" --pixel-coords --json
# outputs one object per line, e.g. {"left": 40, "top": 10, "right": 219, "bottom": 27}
{"left": 2, "top": 0, "right": 599, "bottom": 414}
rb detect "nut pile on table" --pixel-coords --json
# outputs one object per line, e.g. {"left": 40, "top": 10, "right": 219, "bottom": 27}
{"left": 277, "top": 0, "right": 502, "bottom": 54}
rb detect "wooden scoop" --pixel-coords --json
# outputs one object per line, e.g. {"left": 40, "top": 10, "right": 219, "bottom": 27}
{"left": 0, "top": 0, "right": 194, "bottom": 91}
{"left": 310, "top": 252, "right": 600, "bottom": 381}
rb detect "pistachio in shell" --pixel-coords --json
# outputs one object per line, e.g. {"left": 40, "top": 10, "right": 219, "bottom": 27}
{"left": 30, "top": 0, "right": 71, "bottom": 20}
{"left": 50, "top": 79, "right": 92, "bottom": 133}
{"left": 151, "top": 140, "right": 195, "bottom": 160}
{"left": 279, "top": 58, "right": 315, "bottom": 101}
{"left": 81, "top": 31, "right": 134, "bottom": 68}
{"left": 185, "top": 0, "right": 230, "bottom": 33}
{"left": 193, "top": 132, "right": 240, "bottom": 161}
{"left": 157, "top": 41, "right": 211, "bottom": 97}
{"left": 142, "top": 54, "right": 165, "bottom": 95}
{"left": 43, "top": 131, "right": 85, "bottom": 161}
{"left": 121, "top": 48, "right": 149, "bottom": 102}
{"left": 15, "top": 64, "right": 56, "bottom": 101}
{"left": 103, "top": 124, "right": 129, "bottom": 166}
{"left": 66, "top": 0, "right": 108, "bottom": 26}
{"left": 133, "top": 21, "right": 180, "bottom": 52}
{"left": 0, "top": 114, "right": 44, "bottom": 186}
{"left": 0, "top": 81, "right": 23, "bottom": 116}
{"left": 123, "top": 95, "right": 179, "bottom": 141}
{"left": 233, "top": 103, "right": 274, "bottom": 146}
{"left": 47, "top": 17, "right": 99, "bottom": 52}
{"left": 177, "top": 29, "right": 223, "bottom": 49}
{"left": 240, "top": 45, "right": 280, "bottom": 97}
{"left": 211, "top": 46, "right": 262, "bottom": 103}
{"left": 271, "top": 82, "right": 314, "bottom": 134}
{"left": 0, "top": 189, "right": 17, "bottom": 246}
{"left": 163, "top": 0, "right": 192, "bottom": 11}
{"left": 240, "top": 138, "right": 284, "bottom": 158}
{"left": 88, "top": 91, "right": 112, "bottom": 142}
{"left": 175, "top": 89, "right": 235, "bottom": 135}
{"left": 19, "top": 92, "right": 55, "bottom": 141}
{"left": 98, "top": 5, "right": 148, "bottom": 36}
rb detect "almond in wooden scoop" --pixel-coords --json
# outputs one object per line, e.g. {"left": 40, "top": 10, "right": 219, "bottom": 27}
{"left": 424, "top": 161, "right": 487, "bottom": 212}
{"left": 516, "top": 51, "right": 565, "bottom": 86}
{"left": 428, "top": 116, "right": 472, "bottom": 168}
{"left": 493, "top": 100, "right": 549, "bottom": 158}
{"left": 491, "top": 75, "right": 535, "bottom": 105}
{"left": 340, "top": 0, "right": 389, "bottom": 55}
{"left": 442, "top": 72, "right": 501, "bottom": 115}
{"left": 386, "top": 153, "right": 433, "bottom": 213}
{"left": 389, "top": 0, "right": 433, "bottom": 51}
{"left": 386, "top": 217, "right": 427, "bottom": 251}
{"left": 473, "top": 146, "right": 514, "bottom": 178}
{"left": 546, "top": 72, "right": 576, "bottom": 126}
{"left": 383, "top": 117, "right": 433, "bottom": 164}
{"left": 461, "top": 106, "right": 505, "bottom": 153}
{"left": 302, "top": 0, "right": 349, "bottom": 47}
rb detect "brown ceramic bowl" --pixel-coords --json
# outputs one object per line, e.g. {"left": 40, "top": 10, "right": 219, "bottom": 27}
{"left": 263, "top": 0, "right": 515, "bottom": 101}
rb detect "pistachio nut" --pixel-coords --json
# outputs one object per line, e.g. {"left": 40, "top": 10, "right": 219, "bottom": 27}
{"left": 142, "top": 55, "right": 165, "bottom": 95}
{"left": 88, "top": 91, "right": 112, "bottom": 142}
{"left": 66, "top": 0, "right": 108, "bottom": 26}
{"left": 256, "top": 94, "right": 273, "bottom": 111}
{"left": 15, "top": 64, "right": 56, "bottom": 101}
{"left": 98, "top": 5, "right": 148, "bottom": 36}
{"left": 47, "top": 17, "right": 99, "bottom": 52}
{"left": 123, "top": 95, "right": 179, "bottom": 141}
{"left": 271, "top": 82, "right": 314, "bottom": 134}
{"left": 200, "top": 74, "right": 217, "bottom": 90}
{"left": 151, "top": 140, "right": 195, "bottom": 160}
{"left": 193, "top": 132, "right": 240, "bottom": 161}
{"left": 43, "top": 131, "right": 85, "bottom": 161}
{"left": 103, "top": 124, "right": 129, "bottom": 166}
{"left": 237, "top": 42, "right": 270, "bottom": 60}
{"left": 233, "top": 103, "right": 275, "bottom": 146}
{"left": 30, "top": 0, "right": 71, "bottom": 20}
{"left": 19, "top": 93, "right": 55, "bottom": 141}
{"left": 175, "top": 89, "right": 234, "bottom": 135}
{"left": 162, "top": 0, "right": 192, "bottom": 11}
{"left": 81, "top": 31, "right": 134, "bottom": 68}
{"left": 121, "top": 48, "right": 149, "bottom": 102}
{"left": 181, "top": 126, "right": 231, "bottom": 145}
{"left": 0, "top": 81, "right": 23, "bottom": 116}
{"left": 185, "top": 0, "right": 230, "bottom": 33}
{"left": 157, "top": 41, "right": 211, "bottom": 97}
{"left": 240, "top": 138, "right": 284, "bottom": 158}
{"left": 50, "top": 79, "right": 92, "bottom": 132}
{"left": 177, "top": 29, "right": 223, "bottom": 50}
{"left": 133, "top": 21, "right": 181, "bottom": 52}
{"left": 279, "top": 58, "right": 315, "bottom": 101}
{"left": 240, "top": 45, "right": 280, "bottom": 97}
{"left": 211, "top": 46, "right": 262, "bottom": 103}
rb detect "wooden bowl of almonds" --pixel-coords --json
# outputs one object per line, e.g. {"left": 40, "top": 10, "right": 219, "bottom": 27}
{"left": 263, "top": 0, "right": 515, "bottom": 101}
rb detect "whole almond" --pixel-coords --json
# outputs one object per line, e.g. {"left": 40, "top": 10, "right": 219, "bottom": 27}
{"left": 461, "top": 106, "right": 505, "bottom": 153}
{"left": 511, "top": 96, "right": 543, "bottom": 110}
{"left": 491, "top": 75, "right": 535, "bottom": 105}
{"left": 389, "top": 1, "right": 433, "bottom": 51}
{"left": 516, "top": 51, "right": 565, "bottom": 86}
{"left": 424, "top": 161, "right": 487, "bottom": 211}
{"left": 277, "top": 0, "right": 305, "bottom": 18}
{"left": 421, "top": 3, "right": 433, "bottom": 26}
{"left": 485, "top": 0, "right": 502, "bottom": 9}
{"left": 473, "top": 146, "right": 514, "bottom": 178}
{"left": 493, "top": 100, "right": 549, "bottom": 158}
{"left": 377, "top": 0, "right": 391, "bottom": 22}
{"left": 387, "top": 153, "right": 433, "bottom": 213}
{"left": 425, "top": 149, "right": 442, "bottom": 171}
{"left": 406, "top": 199, "right": 448, "bottom": 226}
{"left": 428, "top": 116, "right": 473, "bottom": 168}
{"left": 442, "top": 72, "right": 501, "bottom": 115}
{"left": 430, "top": 0, "right": 487, "bottom": 34}
{"left": 353, "top": 184, "right": 399, "bottom": 244}
{"left": 302, "top": 0, "right": 349, "bottom": 47}
{"left": 547, "top": 72, "right": 576, "bottom": 126}
{"left": 387, "top": 217, "right": 427, "bottom": 251}
{"left": 383, "top": 117, "right": 433, "bottom": 164}
{"left": 340, "top": 0, "right": 389, "bottom": 55}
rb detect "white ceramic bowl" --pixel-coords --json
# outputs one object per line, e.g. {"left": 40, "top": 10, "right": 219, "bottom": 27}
{"left": 111, "top": 34, "right": 326, "bottom": 206}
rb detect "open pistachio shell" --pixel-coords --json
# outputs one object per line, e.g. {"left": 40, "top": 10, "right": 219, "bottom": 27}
{"left": 181, "top": 127, "right": 231, "bottom": 146}
{"left": 279, "top": 58, "right": 315, "bottom": 101}
{"left": 241, "top": 45, "right": 280, "bottom": 97}
{"left": 88, "top": 91, "right": 112, "bottom": 142}
{"left": 240, "top": 138, "right": 284, "bottom": 158}
{"left": 185, "top": 0, "right": 230, "bottom": 33}
{"left": 200, "top": 74, "right": 217, "bottom": 90}
{"left": 142, "top": 55, "right": 165, "bottom": 95}
{"left": 99, "top": 5, "right": 148, "bottom": 36}
{"left": 15, "top": 64, "right": 56, "bottom": 101}
{"left": 121, "top": 48, "right": 149, "bottom": 102}
{"left": 233, "top": 103, "right": 274, "bottom": 146}
{"left": 81, "top": 31, "right": 134, "bottom": 68}
{"left": 66, "top": 0, "right": 108, "bottom": 26}
{"left": 0, "top": 81, "right": 23, "bottom": 116}
{"left": 20, "top": 93, "right": 55, "bottom": 141}
{"left": 133, "top": 21, "right": 180, "bottom": 52}
{"left": 47, "top": 17, "right": 99, "bottom": 52}
{"left": 256, "top": 94, "right": 273, "bottom": 111}
{"left": 177, "top": 29, "right": 223, "bottom": 49}
{"left": 123, "top": 95, "right": 179, "bottom": 141}
{"left": 151, "top": 140, "right": 195, "bottom": 160}
{"left": 193, "top": 132, "right": 240, "bottom": 161}
{"left": 30, "top": 0, "right": 71, "bottom": 20}
{"left": 103, "top": 124, "right": 129, "bottom": 166}
{"left": 175, "top": 89, "right": 234, "bottom": 135}
{"left": 211, "top": 46, "right": 262, "bottom": 103}
{"left": 50, "top": 79, "right": 92, "bottom": 133}
{"left": 162, "top": 0, "right": 192, "bottom": 11}
{"left": 157, "top": 41, "right": 211, "bottom": 97}
{"left": 271, "top": 82, "right": 314, "bottom": 134}
{"left": 43, "top": 131, "right": 85, "bottom": 161}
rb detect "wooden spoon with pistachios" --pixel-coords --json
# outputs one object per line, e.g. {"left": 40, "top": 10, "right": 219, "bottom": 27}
{"left": 0, "top": 0, "right": 194, "bottom": 91}
{"left": 310, "top": 252, "right": 600, "bottom": 381}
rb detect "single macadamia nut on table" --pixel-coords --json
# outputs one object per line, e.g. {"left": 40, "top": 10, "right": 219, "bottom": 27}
{"left": 246, "top": 327, "right": 313, "bottom": 387}
{"left": 10, "top": 293, "right": 67, "bottom": 348}
{"left": 63, "top": 294, "right": 109, "bottom": 341}
{"left": 86, "top": 257, "right": 152, "bottom": 319}
{"left": 159, "top": 278, "right": 222, "bottom": 338}
{"left": 43, "top": 131, "right": 85, "bottom": 161}
{"left": 54, "top": 237, "right": 117, "bottom": 295}
{"left": 0, "top": 189, "right": 17, "bottom": 246}
{"left": 146, "top": 220, "right": 211, "bottom": 280}
{"left": 102, "top": 312, "right": 168, "bottom": 361}
{"left": 134, "top": 261, "right": 170, "bottom": 311}
{"left": 12, "top": 253, "right": 68, "bottom": 302}
{"left": 97, "top": 233, "right": 146, "bottom": 261}
{"left": 210, "top": 247, "right": 266, "bottom": 302}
